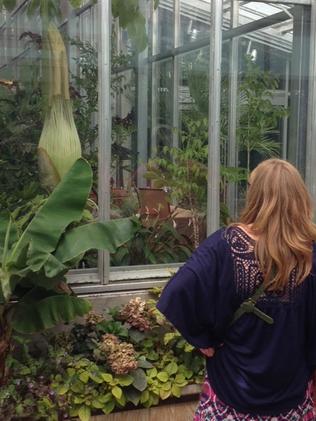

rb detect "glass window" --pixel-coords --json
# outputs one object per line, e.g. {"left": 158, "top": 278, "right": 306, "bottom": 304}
{"left": 222, "top": 2, "right": 307, "bottom": 219}
{"left": 0, "top": 2, "right": 99, "bottom": 275}
{"left": 0, "top": 0, "right": 314, "bottom": 289}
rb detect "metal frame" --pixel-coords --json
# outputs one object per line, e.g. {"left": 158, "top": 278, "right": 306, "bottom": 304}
{"left": 227, "top": 0, "right": 239, "bottom": 218}
{"left": 287, "top": 5, "right": 310, "bottom": 173}
{"left": 136, "top": 0, "right": 150, "bottom": 187}
{"left": 241, "top": 0, "right": 311, "bottom": 4}
{"left": 150, "top": 3, "right": 159, "bottom": 157}
{"left": 305, "top": 0, "right": 316, "bottom": 204}
{"left": 172, "top": 0, "right": 180, "bottom": 149}
{"left": 207, "top": 0, "right": 223, "bottom": 234}
{"left": 97, "top": 0, "right": 112, "bottom": 284}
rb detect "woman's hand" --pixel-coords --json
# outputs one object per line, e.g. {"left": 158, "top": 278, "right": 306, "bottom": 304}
{"left": 199, "top": 347, "right": 215, "bottom": 358}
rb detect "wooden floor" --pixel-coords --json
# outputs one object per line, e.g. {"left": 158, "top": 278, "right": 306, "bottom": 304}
{"left": 91, "top": 401, "right": 198, "bottom": 421}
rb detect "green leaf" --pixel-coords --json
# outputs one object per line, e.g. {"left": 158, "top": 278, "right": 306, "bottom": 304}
{"left": 140, "top": 389, "right": 149, "bottom": 404}
{"left": 131, "top": 368, "right": 147, "bottom": 392}
{"left": 27, "top": 252, "right": 66, "bottom": 278}
{"left": 112, "top": 385, "right": 122, "bottom": 400}
{"left": 126, "top": 14, "right": 148, "bottom": 52}
{"left": 92, "top": 399, "right": 103, "bottom": 409}
{"left": 71, "top": 381, "right": 85, "bottom": 393}
{"left": 128, "top": 328, "right": 145, "bottom": 344}
{"left": 11, "top": 294, "right": 91, "bottom": 333}
{"left": 57, "top": 384, "right": 69, "bottom": 395}
{"left": 125, "top": 388, "right": 141, "bottom": 406}
{"left": 102, "top": 400, "right": 115, "bottom": 415}
{"left": 171, "top": 384, "right": 181, "bottom": 398}
{"left": 160, "top": 388, "right": 171, "bottom": 400}
{"left": 89, "top": 372, "right": 104, "bottom": 384}
{"left": 115, "top": 392, "right": 126, "bottom": 406}
{"left": 147, "top": 367, "right": 157, "bottom": 378}
{"left": 101, "top": 373, "right": 113, "bottom": 383}
{"left": 137, "top": 356, "right": 153, "bottom": 369}
{"left": 98, "top": 393, "right": 112, "bottom": 403}
{"left": 9, "top": 158, "right": 92, "bottom": 269}
{"left": 174, "top": 373, "right": 187, "bottom": 387}
{"left": 161, "top": 381, "right": 171, "bottom": 391}
{"left": 165, "top": 361, "right": 178, "bottom": 375}
{"left": 78, "top": 405, "right": 91, "bottom": 421}
{"left": 79, "top": 371, "right": 90, "bottom": 384}
{"left": 184, "top": 343, "right": 194, "bottom": 352}
{"left": 55, "top": 218, "right": 137, "bottom": 263}
{"left": 164, "top": 332, "right": 178, "bottom": 345}
{"left": 117, "top": 375, "right": 133, "bottom": 386}
{"left": 157, "top": 371, "right": 169, "bottom": 382}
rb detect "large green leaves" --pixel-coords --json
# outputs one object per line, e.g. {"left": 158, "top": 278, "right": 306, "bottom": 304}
{"left": 55, "top": 218, "right": 138, "bottom": 263}
{"left": 11, "top": 294, "right": 91, "bottom": 333}
{"left": 112, "top": 0, "right": 148, "bottom": 52}
{"left": 10, "top": 158, "right": 92, "bottom": 268}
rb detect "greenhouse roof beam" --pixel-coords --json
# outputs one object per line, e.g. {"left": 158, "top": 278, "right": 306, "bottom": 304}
{"left": 240, "top": 0, "right": 310, "bottom": 4}
{"left": 148, "top": 8, "right": 292, "bottom": 64}
{"left": 225, "top": 8, "right": 293, "bottom": 38}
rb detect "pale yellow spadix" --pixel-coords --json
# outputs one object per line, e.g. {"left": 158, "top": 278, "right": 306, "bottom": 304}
{"left": 38, "top": 23, "right": 81, "bottom": 188}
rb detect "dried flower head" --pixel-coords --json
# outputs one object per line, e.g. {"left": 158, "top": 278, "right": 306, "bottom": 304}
{"left": 99, "top": 334, "right": 138, "bottom": 375}
{"left": 85, "top": 311, "right": 104, "bottom": 325}
{"left": 119, "top": 297, "right": 152, "bottom": 331}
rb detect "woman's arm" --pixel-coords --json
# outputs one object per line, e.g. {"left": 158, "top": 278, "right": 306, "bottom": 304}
{"left": 200, "top": 348, "right": 215, "bottom": 358}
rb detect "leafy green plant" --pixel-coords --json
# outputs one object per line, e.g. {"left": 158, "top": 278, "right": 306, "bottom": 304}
{"left": 112, "top": 0, "right": 159, "bottom": 52}
{"left": 0, "top": 291, "right": 204, "bottom": 420}
{"left": 238, "top": 57, "right": 287, "bottom": 172}
{"left": 111, "top": 216, "right": 193, "bottom": 265}
{"left": 0, "top": 81, "right": 44, "bottom": 211}
{"left": 0, "top": 158, "right": 136, "bottom": 384}
{"left": 146, "top": 118, "right": 208, "bottom": 248}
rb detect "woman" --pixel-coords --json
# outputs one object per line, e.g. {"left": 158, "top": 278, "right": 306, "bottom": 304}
{"left": 157, "top": 159, "right": 316, "bottom": 420}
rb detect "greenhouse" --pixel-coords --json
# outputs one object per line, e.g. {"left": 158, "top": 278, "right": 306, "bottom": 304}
{"left": 0, "top": 0, "right": 316, "bottom": 419}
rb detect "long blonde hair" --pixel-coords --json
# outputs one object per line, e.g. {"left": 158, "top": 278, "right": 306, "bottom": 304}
{"left": 239, "top": 159, "right": 316, "bottom": 290}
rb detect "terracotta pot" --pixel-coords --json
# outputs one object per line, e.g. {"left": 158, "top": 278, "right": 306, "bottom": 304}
{"left": 137, "top": 188, "right": 170, "bottom": 224}
{"left": 111, "top": 188, "right": 129, "bottom": 207}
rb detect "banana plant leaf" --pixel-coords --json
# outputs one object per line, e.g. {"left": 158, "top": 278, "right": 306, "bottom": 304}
{"left": 11, "top": 293, "right": 91, "bottom": 333}
{"left": 9, "top": 158, "right": 92, "bottom": 268}
{"left": 54, "top": 218, "right": 138, "bottom": 264}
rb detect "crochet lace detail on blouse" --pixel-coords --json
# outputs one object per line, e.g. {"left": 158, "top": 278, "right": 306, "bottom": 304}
{"left": 224, "top": 226, "right": 298, "bottom": 303}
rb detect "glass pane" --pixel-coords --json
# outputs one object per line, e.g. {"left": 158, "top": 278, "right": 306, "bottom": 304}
{"left": 222, "top": 3, "right": 306, "bottom": 220}
{"left": 0, "top": 2, "right": 99, "bottom": 270}
{"left": 180, "top": 0, "right": 211, "bottom": 46}
{"left": 110, "top": 0, "right": 211, "bottom": 267}
{"left": 155, "top": 1, "right": 174, "bottom": 54}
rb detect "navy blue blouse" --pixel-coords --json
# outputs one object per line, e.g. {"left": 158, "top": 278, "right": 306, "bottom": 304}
{"left": 157, "top": 226, "right": 316, "bottom": 415}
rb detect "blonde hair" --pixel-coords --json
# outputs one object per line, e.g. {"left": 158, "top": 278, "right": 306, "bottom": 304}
{"left": 239, "top": 158, "right": 316, "bottom": 290}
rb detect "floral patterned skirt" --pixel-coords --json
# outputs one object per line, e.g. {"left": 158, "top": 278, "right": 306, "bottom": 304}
{"left": 194, "top": 377, "right": 316, "bottom": 421}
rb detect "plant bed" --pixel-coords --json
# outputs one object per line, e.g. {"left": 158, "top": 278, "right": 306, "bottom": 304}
{"left": 0, "top": 290, "right": 205, "bottom": 421}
